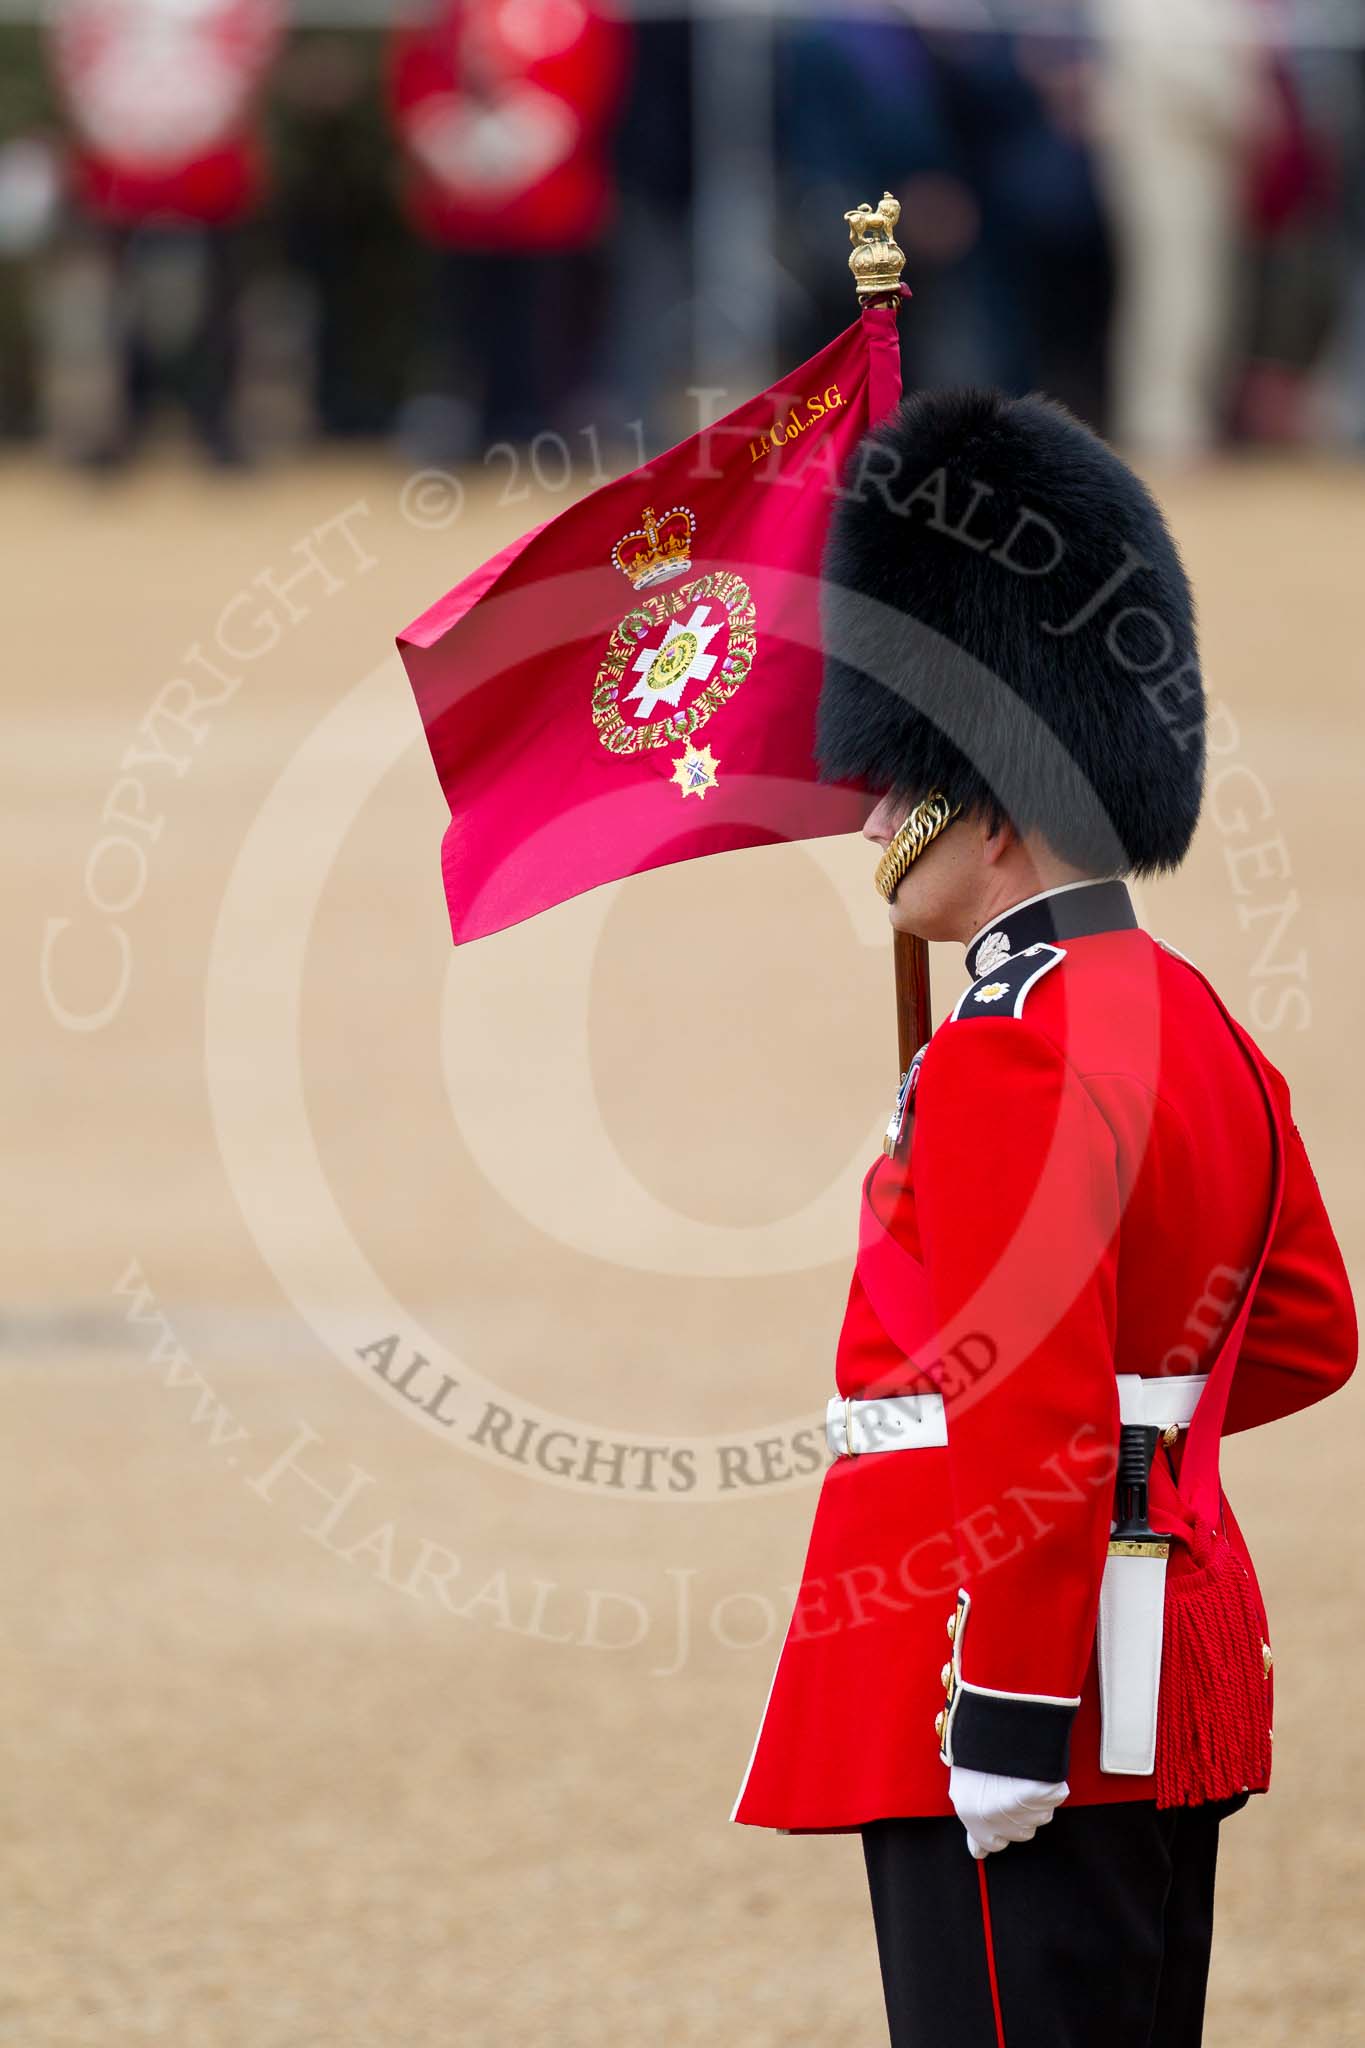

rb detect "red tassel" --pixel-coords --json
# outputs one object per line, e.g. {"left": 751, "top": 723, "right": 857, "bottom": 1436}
{"left": 1155, "top": 1519, "right": 1273, "bottom": 1809}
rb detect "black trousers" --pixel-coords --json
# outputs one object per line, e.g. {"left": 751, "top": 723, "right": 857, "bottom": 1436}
{"left": 861, "top": 1796, "right": 1247, "bottom": 2048}
{"left": 107, "top": 223, "right": 245, "bottom": 462}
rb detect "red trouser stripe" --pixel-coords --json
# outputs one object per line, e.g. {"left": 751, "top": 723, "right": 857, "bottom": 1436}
{"left": 976, "top": 1859, "right": 1007, "bottom": 2048}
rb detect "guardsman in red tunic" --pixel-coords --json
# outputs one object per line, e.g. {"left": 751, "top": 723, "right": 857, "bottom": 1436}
{"left": 728, "top": 389, "right": 1356, "bottom": 2047}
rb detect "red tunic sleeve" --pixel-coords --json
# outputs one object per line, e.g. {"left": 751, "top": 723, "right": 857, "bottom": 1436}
{"left": 913, "top": 1015, "right": 1122, "bottom": 1783}
{"left": 1222, "top": 1063, "right": 1357, "bottom": 1434}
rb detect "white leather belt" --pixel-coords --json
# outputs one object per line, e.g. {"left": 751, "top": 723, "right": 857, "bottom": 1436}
{"left": 1115, "top": 1373, "right": 1207, "bottom": 1431}
{"left": 828, "top": 1374, "right": 1208, "bottom": 1460}
{"left": 826, "top": 1392, "right": 948, "bottom": 1457}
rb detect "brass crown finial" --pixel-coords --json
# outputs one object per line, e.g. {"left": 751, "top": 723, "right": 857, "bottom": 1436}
{"left": 845, "top": 191, "right": 905, "bottom": 305}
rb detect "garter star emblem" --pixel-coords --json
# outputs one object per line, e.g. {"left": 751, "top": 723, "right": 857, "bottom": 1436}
{"left": 974, "top": 981, "right": 1010, "bottom": 1004}
{"left": 975, "top": 929, "right": 1011, "bottom": 976}
{"left": 594, "top": 505, "right": 757, "bottom": 797}
{"left": 671, "top": 741, "right": 720, "bottom": 799}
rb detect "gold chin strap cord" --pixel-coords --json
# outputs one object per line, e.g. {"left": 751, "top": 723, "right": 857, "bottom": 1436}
{"left": 874, "top": 790, "right": 961, "bottom": 902}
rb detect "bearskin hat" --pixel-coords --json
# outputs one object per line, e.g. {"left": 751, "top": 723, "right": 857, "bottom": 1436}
{"left": 816, "top": 389, "right": 1205, "bottom": 875}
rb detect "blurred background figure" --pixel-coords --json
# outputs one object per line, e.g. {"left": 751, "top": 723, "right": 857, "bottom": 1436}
{"left": 271, "top": 30, "right": 412, "bottom": 443}
{"left": 387, "top": 0, "right": 630, "bottom": 460}
{"left": 1234, "top": 37, "right": 1339, "bottom": 447}
{"left": 0, "top": 74, "right": 62, "bottom": 442}
{"left": 1091, "top": 0, "right": 1266, "bottom": 461}
{"left": 1256, "top": 33, "right": 1365, "bottom": 451}
{"left": 44, "top": 0, "right": 283, "bottom": 467}
{"left": 1327, "top": 46, "right": 1365, "bottom": 446}
{"left": 596, "top": 11, "right": 691, "bottom": 447}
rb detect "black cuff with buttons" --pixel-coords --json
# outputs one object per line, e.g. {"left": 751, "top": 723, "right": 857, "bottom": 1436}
{"left": 934, "top": 1589, "right": 1077, "bottom": 1784}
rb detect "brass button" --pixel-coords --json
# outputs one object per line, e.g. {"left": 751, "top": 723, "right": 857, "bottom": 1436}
{"left": 1162, "top": 1423, "right": 1180, "bottom": 1448}
{"left": 940, "top": 1662, "right": 953, "bottom": 1690}
{"left": 946, "top": 1613, "right": 957, "bottom": 1641}
{"left": 934, "top": 1710, "right": 947, "bottom": 1741}
{"left": 1262, "top": 1641, "right": 1273, "bottom": 1677}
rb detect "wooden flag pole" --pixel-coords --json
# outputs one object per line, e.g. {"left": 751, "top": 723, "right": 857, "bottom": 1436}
{"left": 893, "top": 928, "right": 933, "bottom": 1076}
{"left": 844, "top": 194, "right": 934, "bottom": 1077}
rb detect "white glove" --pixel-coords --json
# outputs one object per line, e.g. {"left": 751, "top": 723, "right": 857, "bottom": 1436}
{"left": 949, "top": 1765, "right": 1069, "bottom": 1859}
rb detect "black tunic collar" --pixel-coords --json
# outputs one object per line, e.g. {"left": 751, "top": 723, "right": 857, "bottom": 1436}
{"left": 964, "top": 879, "right": 1137, "bottom": 983}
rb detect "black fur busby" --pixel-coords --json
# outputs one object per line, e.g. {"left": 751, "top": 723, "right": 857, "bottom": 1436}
{"left": 816, "top": 389, "right": 1205, "bottom": 875}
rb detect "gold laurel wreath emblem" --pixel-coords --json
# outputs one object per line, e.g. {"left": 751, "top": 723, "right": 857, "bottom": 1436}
{"left": 591, "top": 570, "right": 757, "bottom": 756}
{"left": 873, "top": 790, "right": 962, "bottom": 901}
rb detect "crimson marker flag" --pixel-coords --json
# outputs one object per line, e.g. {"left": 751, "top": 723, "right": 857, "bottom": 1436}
{"left": 398, "top": 301, "right": 903, "bottom": 944}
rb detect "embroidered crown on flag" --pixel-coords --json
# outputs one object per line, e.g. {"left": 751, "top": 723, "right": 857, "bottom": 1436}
{"left": 397, "top": 216, "right": 907, "bottom": 945}
{"left": 612, "top": 505, "right": 697, "bottom": 588}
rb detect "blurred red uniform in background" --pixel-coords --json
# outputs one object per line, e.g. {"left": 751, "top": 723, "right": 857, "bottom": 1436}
{"left": 47, "top": 0, "right": 284, "bottom": 463}
{"left": 51, "top": 0, "right": 282, "bottom": 228}
{"left": 389, "top": 0, "right": 631, "bottom": 450}
{"left": 390, "top": 0, "right": 627, "bottom": 250}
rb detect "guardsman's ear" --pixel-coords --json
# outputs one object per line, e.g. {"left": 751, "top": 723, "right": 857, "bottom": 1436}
{"left": 980, "top": 813, "right": 1017, "bottom": 869}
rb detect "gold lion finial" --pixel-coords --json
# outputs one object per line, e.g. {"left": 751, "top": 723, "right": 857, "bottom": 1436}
{"left": 844, "top": 191, "right": 906, "bottom": 305}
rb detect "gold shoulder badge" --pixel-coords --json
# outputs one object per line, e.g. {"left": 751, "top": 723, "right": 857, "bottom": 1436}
{"left": 671, "top": 741, "right": 720, "bottom": 799}
{"left": 593, "top": 506, "right": 757, "bottom": 798}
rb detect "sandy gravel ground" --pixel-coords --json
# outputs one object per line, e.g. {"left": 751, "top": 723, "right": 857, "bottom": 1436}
{"left": 3, "top": 448, "right": 1363, "bottom": 2046}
